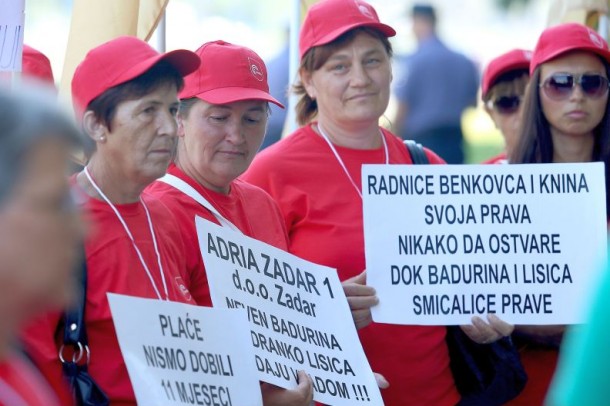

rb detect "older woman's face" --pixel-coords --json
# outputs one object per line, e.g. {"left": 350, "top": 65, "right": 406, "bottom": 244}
{"left": 100, "top": 82, "right": 180, "bottom": 186}
{"left": 302, "top": 31, "right": 392, "bottom": 128}
{"left": 0, "top": 139, "right": 84, "bottom": 326}
{"left": 539, "top": 51, "right": 608, "bottom": 139}
{"left": 177, "top": 99, "right": 267, "bottom": 194}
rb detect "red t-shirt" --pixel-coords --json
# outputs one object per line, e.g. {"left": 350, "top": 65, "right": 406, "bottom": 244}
{"left": 243, "top": 124, "right": 460, "bottom": 406}
{"left": 146, "top": 163, "right": 290, "bottom": 306}
{"left": 21, "top": 188, "right": 193, "bottom": 406}
{"left": 0, "top": 352, "right": 65, "bottom": 406}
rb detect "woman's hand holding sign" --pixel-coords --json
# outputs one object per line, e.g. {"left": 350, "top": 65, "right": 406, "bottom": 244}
{"left": 342, "top": 271, "right": 378, "bottom": 329}
{"left": 460, "top": 314, "right": 515, "bottom": 344}
{"left": 261, "top": 370, "right": 313, "bottom": 406}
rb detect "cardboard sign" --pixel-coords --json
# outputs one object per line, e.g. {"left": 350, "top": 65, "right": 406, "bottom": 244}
{"left": 197, "top": 217, "right": 383, "bottom": 405}
{"left": 108, "top": 293, "right": 262, "bottom": 406}
{"left": 0, "top": 0, "right": 25, "bottom": 72}
{"left": 363, "top": 163, "right": 607, "bottom": 325}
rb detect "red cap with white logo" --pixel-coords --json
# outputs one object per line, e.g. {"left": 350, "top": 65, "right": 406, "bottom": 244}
{"left": 299, "top": 0, "right": 396, "bottom": 60}
{"left": 179, "top": 40, "right": 283, "bottom": 108}
{"left": 530, "top": 23, "right": 610, "bottom": 75}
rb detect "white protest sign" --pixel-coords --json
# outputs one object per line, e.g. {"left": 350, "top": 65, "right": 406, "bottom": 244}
{"left": 0, "top": 0, "right": 25, "bottom": 72}
{"left": 363, "top": 163, "right": 607, "bottom": 325}
{"left": 107, "top": 293, "right": 262, "bottom": 406}
{"left": 197, "top": 217, "right": 382, "bottom": 406}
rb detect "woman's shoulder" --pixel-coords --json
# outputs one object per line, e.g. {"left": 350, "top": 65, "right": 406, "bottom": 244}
{"left": 245, "top": 125, "right": 321, "bottom": 181}
{"left": 141, "top": 193, "right": 188, "bottom": 229}
{"left": 383, "top": 130, "right": 446, "bottom": 164}
{"left": 233, "top": 178, "right": 279, "bottom": 205}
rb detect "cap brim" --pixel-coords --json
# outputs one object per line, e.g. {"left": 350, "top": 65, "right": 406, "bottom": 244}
{"left": 191, "top": 87, "right": 285, "bottom": 108}
{"left": 118, "top": 49, "right": 200, "bottom": 87}
{"left": 483, "top": 61, "right": 531, "bottom": 99}
{"left": 531, "top": 46, "right": 610, "bottom": 75}
{"left": 312, "top": 22, "right": 396, "bottom": 52}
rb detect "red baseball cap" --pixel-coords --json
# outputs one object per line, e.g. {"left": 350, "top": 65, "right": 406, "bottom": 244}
{"left": 22, "top": 45, "right": 55, "bottom": 86}
{"left": 71, "top": 36, "right": 200, "bottom": 117}
{"left": 481, "top": 49, "right": 532, "bottom": 99}
{"left": 530, "top": 23, "right": 610, "bottom": 75}
{"left": 299, "top": 0, "right": 396, "bottom": 60}
{"left": 179, "top": 40, "right": 283, "bottom": 108}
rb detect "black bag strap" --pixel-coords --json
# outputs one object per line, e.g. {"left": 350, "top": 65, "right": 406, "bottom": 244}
{"left": 59, "top": 247, "right": 89, "bottom": 367}
{"left": 59, "top": 249, "right": 110, "bottom": 406}
{"left": 64, "top": 253, "right": 87, "bottom": 345}
{"left": 404, "top": 140, "right": 430, "bottom": 165}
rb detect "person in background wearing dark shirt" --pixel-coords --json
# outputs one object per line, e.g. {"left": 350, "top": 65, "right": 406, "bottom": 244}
{"left": 393, "top": 3, "right": 479, "bottom": 164}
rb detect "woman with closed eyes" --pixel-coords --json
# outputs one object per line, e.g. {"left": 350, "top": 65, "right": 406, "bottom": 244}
{"left": 145, "top": 40, "right": 314, "bottom": 406}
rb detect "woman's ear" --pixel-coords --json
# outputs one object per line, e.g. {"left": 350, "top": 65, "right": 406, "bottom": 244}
{"left": 176, "top": 112, "right": 186, "bottom": 138}
{"left": 82, "top": 111, "right": 108, "bottom": 144}
{"left": 300, "top": 68, "right": 317, "bottom": 100}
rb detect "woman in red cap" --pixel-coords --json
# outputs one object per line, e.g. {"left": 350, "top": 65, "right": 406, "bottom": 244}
{"left": 21, "top": 36, "right": 201, "bottom": 405}
{"left": 508, "top": 22, "right": 610, "bottom": 405}
{"left": 243, "top": 0, "right": 511, "bottom": 404}
{"left": 146, "top": 40, "right": 314, "bottom": 406}
{"left": 481, "top": 49, "right": 531, "bottom": 164}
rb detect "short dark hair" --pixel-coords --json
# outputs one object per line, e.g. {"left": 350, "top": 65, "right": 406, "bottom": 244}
{"left": 293, "top": 27, "right": 393, "bottom": 126}
{"left": 87, "top": 60, "right": 184, "bottom": 132}
{"left": 484, "top": 70, "right": 529, "bottom": 103}
{"left": 412, "top": 4, "right": 436, "bottom": 25}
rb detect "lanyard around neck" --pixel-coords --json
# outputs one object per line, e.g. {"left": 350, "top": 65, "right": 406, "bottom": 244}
{"left": 83, "top": 167, "right": 169, "bottom": 301}
{"left": 158, "top": 174, "right": 242, "bottom": 234}
{"left": 318, "top": 124, "right": 389, "bottom": 198}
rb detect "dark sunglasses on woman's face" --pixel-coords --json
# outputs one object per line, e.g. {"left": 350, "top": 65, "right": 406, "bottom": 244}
{"left": 488, "top": 95, "right": 521, "bottom": 115}
{"left": 540, "top": 73, "right": 610, "bottom": 101}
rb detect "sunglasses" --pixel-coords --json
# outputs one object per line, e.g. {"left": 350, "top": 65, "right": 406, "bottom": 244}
{"left": 540, "top": 73, "right": 610, "bottom": 101}
{"left": 488, "top": 95, "right": 521, "bottom": 115}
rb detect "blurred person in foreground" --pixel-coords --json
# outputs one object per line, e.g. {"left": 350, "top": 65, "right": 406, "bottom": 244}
{"left": 21, "top": 36, "right": 201, "bottom": 405}
{"left": 0, "top": 86, "right": 84, "bottom": 405}
{"left": 509, "top": 22, "right": 610, "bottom": 405}
{"left": 392, "top": 3, "right": 479, "bottom": 164}
{"left": 21, "top": 44, "right": 87, "bottom": 174}
{"left": 146, "top": 40, "right": 313, "bottom": 406}
{"left": 481, "top": 49, "right": 532, "bottom": 164}
{"left": 242, "top": 0, "right": 510, "bottom": 404}
{"left": 545, "top": 257, "right": 610, "bottom": 406}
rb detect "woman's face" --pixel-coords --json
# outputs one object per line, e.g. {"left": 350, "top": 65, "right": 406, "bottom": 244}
{"left": 487, "top": 94, "right": 525, "bottom": 156}
{"left": 302, "top": 31, "right": 392, "bottom": 128}
{"left": 177, "top": 99, "right": 268, "bottom": 194}
{"left": 99, "top": 82, "right": 180, "bottom": 187}
{"left": 539, "top": 51, "right": 608, "bottom": 139}
{"left": 0, "top": 139, "right": 84, "bottom": 326}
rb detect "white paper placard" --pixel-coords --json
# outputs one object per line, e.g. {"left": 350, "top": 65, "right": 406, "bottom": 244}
{"left": 363, "top": 163, "right": 607, "bottom": 325}
{"left": 108, "top": 293, "right": 262, "bottom": 406}
{"left": 197, "top": 217, "right": 383, "bottom": 406}
{"left": 0, "top": 0, "right": 25, "bottom": 72}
